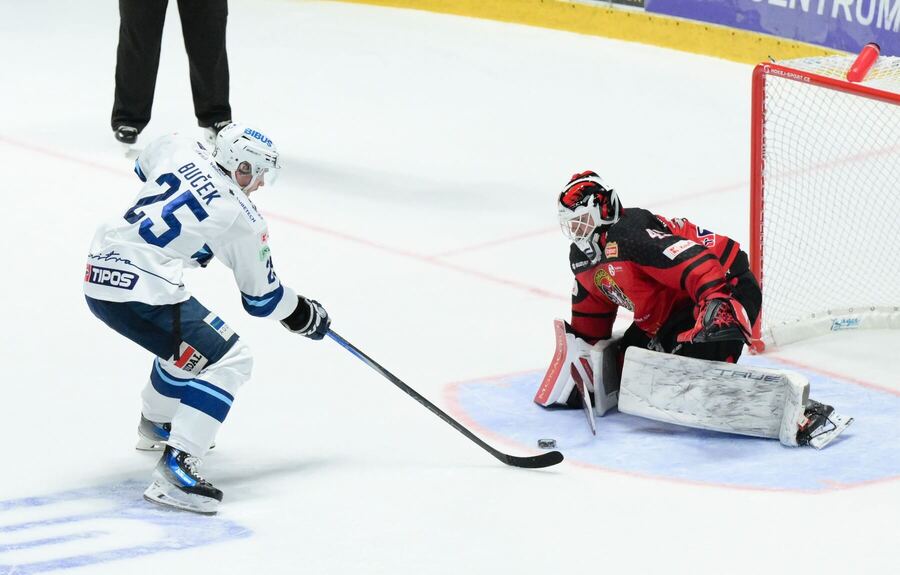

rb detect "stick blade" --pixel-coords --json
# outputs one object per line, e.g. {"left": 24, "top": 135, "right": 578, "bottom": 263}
{"left": 499, "top": 450, "right": 564, "bottom": 469}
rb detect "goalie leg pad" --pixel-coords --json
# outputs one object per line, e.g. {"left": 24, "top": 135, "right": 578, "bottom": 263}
{"left": 618, "top": 347, "right": 809, "bottom": 446}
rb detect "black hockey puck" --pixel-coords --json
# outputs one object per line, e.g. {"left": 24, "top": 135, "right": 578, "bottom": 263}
{"left": 537, "top": 438, "right": 557, "bottom": 449}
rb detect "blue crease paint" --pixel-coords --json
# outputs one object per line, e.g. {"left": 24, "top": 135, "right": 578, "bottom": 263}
{"left": 451, "top": 356, "right": 900, "bottom": 491}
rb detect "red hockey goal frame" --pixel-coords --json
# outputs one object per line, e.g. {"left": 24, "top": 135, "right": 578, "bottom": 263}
{"left": 750, "top": 48, "right": 900, "bottom": 352}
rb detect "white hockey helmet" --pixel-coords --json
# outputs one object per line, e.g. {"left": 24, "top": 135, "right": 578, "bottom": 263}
{"left": 212, "top": 123, "right": 281, "bottom": 191}
{"left": 558, "top": 171, "right": 621, "bottom": 262}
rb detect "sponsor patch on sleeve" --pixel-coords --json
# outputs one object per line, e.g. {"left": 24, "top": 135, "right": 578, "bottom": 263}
{"left": 695, "top": 226, "right": 716, "bottom": 247}
{"left": 663, "top": 239, "right": 698, "bottom": 260}
{"left": 204, "top": 313, "right": 236, "bottom": 340}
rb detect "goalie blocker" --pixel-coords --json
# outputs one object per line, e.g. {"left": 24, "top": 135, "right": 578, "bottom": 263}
{"left": 534, "top": 321, "right": 852, "bottom": 449}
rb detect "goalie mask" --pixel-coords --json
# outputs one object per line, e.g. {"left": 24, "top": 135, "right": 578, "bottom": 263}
{"left": 558, "top": 171, "right": 622, "bottom": 262}
{"left": 213, "top": 123, "right": 281, "bottom": 192}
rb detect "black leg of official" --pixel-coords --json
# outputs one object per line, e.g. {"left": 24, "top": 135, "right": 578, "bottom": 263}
{"left": 177, "top": 0, "right": 231, "bottom": 128}
{"left": 111, "top": 0, "right": 170, "bottom": 133}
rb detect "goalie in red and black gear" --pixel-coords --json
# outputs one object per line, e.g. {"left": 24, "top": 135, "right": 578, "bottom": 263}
{"left": 558, "top": 170, "right": 761, "bottom": 363}
{"left": 537, "top": 172, "right": 850, "bottom": 448}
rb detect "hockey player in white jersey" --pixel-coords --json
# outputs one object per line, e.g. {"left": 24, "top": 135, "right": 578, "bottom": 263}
{"left": 84, "top": 123, "right": 329, "bottom": 514}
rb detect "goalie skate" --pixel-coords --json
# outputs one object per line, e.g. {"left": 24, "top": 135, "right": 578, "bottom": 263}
{"left": 143, "top": 445, "right": 222, "bottom": 515}
{"left": 797, "top": 400, "right": 854, "bottom": 450}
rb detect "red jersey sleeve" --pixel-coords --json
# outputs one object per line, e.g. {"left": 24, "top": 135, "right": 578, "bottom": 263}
{"left": 568, "top": 243, "right": 617, "bottom": 341}
{"left": 570, "top": 274, "right": 617, "bottom": 341}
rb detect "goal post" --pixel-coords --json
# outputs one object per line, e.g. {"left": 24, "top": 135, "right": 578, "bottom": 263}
{"left": 750, "top": 45, "right": 900, "bottom": 351}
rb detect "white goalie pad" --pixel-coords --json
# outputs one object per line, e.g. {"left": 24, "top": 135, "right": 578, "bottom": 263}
{"left": 618, "top": 348, "right": 809, "bottom": 446}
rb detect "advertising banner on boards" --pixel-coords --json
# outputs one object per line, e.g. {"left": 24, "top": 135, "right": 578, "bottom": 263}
{"left": 644, "top": 0, "right": 900, "bottom": 56}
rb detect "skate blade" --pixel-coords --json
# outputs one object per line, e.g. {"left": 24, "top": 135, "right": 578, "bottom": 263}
{"left": 135, "top": 436, "right": 215, "bottom": 451}
{"left": 143, "top": 479, "right": 219, "bottom": 515}
{"left": 809, "top": 413, "right": 854, "bottom": 450}
{"left": 135, "top": 436, "right": 166, "bottom": 451}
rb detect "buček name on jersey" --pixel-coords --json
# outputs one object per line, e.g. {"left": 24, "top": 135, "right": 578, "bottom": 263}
{"left": 177, "top": 162, "right": 222, "bottom": 206}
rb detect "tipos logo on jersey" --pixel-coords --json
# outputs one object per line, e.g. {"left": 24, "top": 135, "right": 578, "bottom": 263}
{"left": 173, "top": 343, "right": 208, "bottom": 373}
{"left": 594, "top": 268, "right": 633, "bottom": 311}
{"left": 204, "top": 313, "right": 235, "bottom": 341}
{"left": 84, "top": 264, "right": 138, "bottom": 290}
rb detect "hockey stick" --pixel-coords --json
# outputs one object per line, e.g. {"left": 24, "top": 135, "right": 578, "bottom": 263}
{"left": 327, "top": 330, "right": 564, "bottom": 469}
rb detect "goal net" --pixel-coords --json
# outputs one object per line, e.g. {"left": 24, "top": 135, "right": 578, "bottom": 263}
{"left": 750, "top": 48, "right": 900, "bottom": 350}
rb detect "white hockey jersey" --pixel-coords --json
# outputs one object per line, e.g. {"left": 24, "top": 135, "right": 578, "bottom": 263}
{"left": 84, "top": 134, "right": 297, "bottom": 321}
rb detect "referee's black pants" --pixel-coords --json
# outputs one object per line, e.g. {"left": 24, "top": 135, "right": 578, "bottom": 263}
{"left": 111, "top": 0, "right": 231, "bottom": 133}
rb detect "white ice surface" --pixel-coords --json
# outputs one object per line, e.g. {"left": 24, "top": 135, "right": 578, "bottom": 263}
{"left": 1, "top": 0, "right": 898, "bottom": 573}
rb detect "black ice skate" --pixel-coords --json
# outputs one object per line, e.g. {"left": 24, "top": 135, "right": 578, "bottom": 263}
{"left": 136, "top": 415, "right": 171, "bottom": 451}
{"left": 797, "top": 399, "right": 853, "bottom": 449}
{"left": 144, "top": 445, "right": 223, "bottom": 514}
{"left": 114, "top": 125, "right": 138, "bottom": 145}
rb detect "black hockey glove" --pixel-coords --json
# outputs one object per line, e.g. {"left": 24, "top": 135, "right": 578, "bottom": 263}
{"left": 281, "top": 296, "right": 330, "bottom": 340}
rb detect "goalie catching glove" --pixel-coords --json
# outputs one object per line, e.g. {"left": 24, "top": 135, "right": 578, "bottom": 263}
{"left": 281, "top": 296, "right": 330, "bottom": 340}
{"left": 677, "top": 292, "right": 752, "bottom": 345}
{"left": 533, "top": 319, "right": 621, "bottom": 416}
